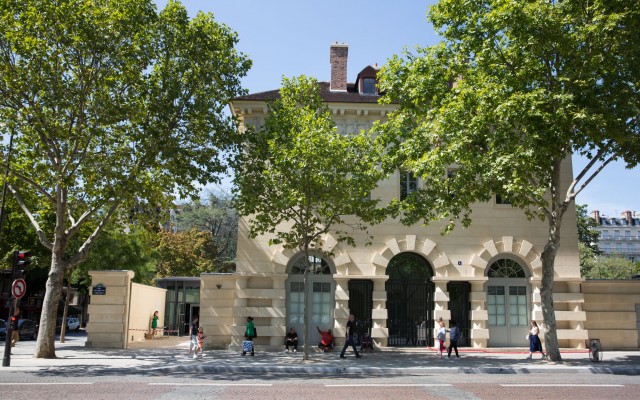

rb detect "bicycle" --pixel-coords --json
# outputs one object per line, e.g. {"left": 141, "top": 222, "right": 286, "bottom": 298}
{"left": 588, "top": 338, "right": 603, "bottom": 362}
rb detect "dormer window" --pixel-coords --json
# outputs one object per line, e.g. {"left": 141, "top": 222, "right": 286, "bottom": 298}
{"left": 363, "top": 78, "right": 376, "bottom": 95}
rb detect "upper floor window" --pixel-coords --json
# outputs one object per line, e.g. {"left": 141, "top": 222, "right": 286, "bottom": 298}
{"left": 362, "top": 78, "right": 376, "bottom": 95}
{"left": 290, "top": 255, "right": 331, "bottom": 275}
{"left": 495, "top": 194, "right": 511, "bottom": 205}
{"left": 400, "top": 171, "right": 418, "bottom": 201}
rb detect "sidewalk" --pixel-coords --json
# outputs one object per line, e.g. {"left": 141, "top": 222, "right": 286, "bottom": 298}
{"left": 4, "top": 335, "right": 640, "bottom": 376}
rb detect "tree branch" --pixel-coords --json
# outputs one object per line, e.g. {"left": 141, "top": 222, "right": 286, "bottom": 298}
{"left": 570, "top": 154, "right": 616, "bottom": 200}
{"left": 66, "top": 200, "right": 121, "bottom": 270}
{"left": 8, "top": 170, "right": 55, "bottom": 204}
{"left": 7, "top": 184, "right": 53, "bottom": 249}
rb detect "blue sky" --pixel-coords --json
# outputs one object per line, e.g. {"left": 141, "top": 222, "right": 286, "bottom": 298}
{"left": 156, "top": 0, "right": 639, "bottom": 216}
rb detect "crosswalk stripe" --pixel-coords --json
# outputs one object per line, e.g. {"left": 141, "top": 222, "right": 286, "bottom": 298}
{"left": 149, "top": 383, "right": 272, "bottom": 386}
{"left": 501, "top": 384, "right": 624, "bottom": 387}
{"left": 325, "top": 384, "right": 452, "bottom": 387}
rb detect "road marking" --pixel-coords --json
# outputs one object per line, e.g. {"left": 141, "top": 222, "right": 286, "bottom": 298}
{"left": 501, "top": 384, "right": 624, "bottom": 387}
{"left": 149, "top": 383, "right": 272, "bottom": 386}
{"left": 325, "top": 384, "right": 452, "bottom": 387}
{"left": 0, "top": 383, "right": 94, "bottom": 385}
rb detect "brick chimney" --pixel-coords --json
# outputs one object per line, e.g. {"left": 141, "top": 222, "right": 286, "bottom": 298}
{"left": 330, "top": 43, "right": 348, "bottom": 92}
{"left": 591, "top": 210, "right": 600, "bottom": 223}
{"left": 621, "top": 210, "right": 632, "bottom": 224}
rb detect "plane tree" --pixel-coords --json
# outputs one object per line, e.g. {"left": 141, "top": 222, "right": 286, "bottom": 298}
{"left": 0, "top": 0, "right": 250, "bottom": 357}
{"left": 233, "top": 76, "right": 384, "bottom": 360}
{"left": 376, "top": 0, "right": 639, "bottom": 360}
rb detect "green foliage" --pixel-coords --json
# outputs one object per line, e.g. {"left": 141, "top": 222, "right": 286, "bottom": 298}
{"left": 176, "top": 191, "right": 237, "bottom": 266}
{"left": 232, "top": 76, "right": 385, "bottom": 253}
{"left": 69, "top": 225, "right": 157, "bottom": 288}
{"left": 578, "top": 242, "right": 597, "bottom": 278}
{"left": 377, "top": 0, "right": 640, "bottom": 229}
{"left": 576, "top": 204, "right": 601, "bottom": 253}
{"left": 0, "top": 0, "right": 250, "bottom": 357}
{"left": 376, "top": 0, "right": 640, "bottom": 361}
{"left": 0, "top": 0, "right": 251, "bottom": 268}
{"left": 153, "top": 228, "right": 224, "bottom": 277}
{"left": 581, "top": 250, "right": 640, "bottom": 280}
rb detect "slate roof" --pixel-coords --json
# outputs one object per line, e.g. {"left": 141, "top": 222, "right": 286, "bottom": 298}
{"left": 233, "top": 81, "right": 382, "bottom": 104}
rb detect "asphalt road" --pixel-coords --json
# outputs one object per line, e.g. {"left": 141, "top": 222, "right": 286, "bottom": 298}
{"left": 0, "top": 333, "right": 638, "bottom": 399}
{"left": 0, "top": 371, "right": 638, "bottom": 400}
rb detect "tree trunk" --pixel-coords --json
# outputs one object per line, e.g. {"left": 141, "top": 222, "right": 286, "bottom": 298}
{"left": 34, "top": 251, "right": 65, "bottom": 358}
{"left": 540, "top": 223, "right": 562, "bottom": 362}
{"left": 302, "top": 250, "right": 310, "bottom": 361}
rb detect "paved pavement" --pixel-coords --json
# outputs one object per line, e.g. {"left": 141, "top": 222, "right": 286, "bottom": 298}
{"left": 3, "top": 335, "right": 639, "bottom": 376}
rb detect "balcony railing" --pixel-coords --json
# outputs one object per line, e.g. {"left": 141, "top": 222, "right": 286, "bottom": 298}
{"left": 599, "top": 235, "right": 640, "bottom": 241}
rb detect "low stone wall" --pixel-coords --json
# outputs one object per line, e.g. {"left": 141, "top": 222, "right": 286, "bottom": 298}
{"left": 582, "top": 280, "right": 640, "bottom": 350}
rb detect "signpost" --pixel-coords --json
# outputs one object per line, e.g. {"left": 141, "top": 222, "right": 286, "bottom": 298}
{"left": 11, "top": 278, "right": 26, "bottom": 299}
{"left": 3, "top": 251, "right": 30, "bottom": 367}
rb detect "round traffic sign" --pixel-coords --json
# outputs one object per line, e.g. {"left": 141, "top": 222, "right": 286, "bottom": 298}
{"left": 12, "top": 278, "right": 26, "bottom": 299}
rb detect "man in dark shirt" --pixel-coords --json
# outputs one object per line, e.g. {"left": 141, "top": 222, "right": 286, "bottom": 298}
{"left": 285, "top": 327, "right": 298, "bottom": 353}
{"left": 339, "top": 314, "right": 362, "bottom": 359}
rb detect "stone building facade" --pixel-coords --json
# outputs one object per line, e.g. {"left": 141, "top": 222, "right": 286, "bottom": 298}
{"left": 201, "top": 43, "right": 588, "bottom": 351}
{"left": 590, "top": 210, "right": 640, "bottom": 263}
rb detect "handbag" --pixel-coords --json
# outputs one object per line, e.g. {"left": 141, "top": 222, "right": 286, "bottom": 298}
{"left": 242, "top": 340, "right": 254, "bottom": 352}
{"left": 253, "top": 327, "right": 258, "bottom": 338}
{"left": 526, "top": 333, "right": 531, "bottom": 341}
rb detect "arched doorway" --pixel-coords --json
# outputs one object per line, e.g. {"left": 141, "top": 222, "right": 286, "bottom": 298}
{"left": 286, "top": 254, "right": 335, "bottom": 345}
{"left": 386, "top": 253, "right": 435, "bottom": 347}
{"left": 485, "top": 257, "right": 530, "bottom": 346}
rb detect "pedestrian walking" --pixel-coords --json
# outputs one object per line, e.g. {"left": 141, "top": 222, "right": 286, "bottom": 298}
{"left": 447, "top": 320, "right": 460, "bottom": 359}
{"left": 527, "top": 320, "right": 547, "bottom": 360}
{"left": 339, "top": 314, "right": 362, "bottom": 359}
{"left": 195, "top": 327, "right": 206, "bottom": 359}
{"left": 242, "top": 316, "right": 256, "bottom": 356}
{"left": 188, "top": 315, "right": 199, "bottom": 359}
{"left": 436, "top": 320, "right": 446, "bottom": 358}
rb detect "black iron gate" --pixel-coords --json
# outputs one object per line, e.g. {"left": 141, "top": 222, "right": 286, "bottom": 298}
{"left": 447, "top": 281, "right": 471, "bottom": 347}
{"left": 348, "top": 280, "right": 373, "bottom": 339}
{"left": 386, "top": 281, "right": 434, "bottom": 346}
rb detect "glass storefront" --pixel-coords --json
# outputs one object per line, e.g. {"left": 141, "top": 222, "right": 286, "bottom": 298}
{"left": 156, "top": 277, "right": 200, "bottom": 335}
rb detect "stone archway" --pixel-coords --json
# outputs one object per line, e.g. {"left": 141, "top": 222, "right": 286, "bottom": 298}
{"left": 385, "top": 252, "right": 435, "bottom": 347}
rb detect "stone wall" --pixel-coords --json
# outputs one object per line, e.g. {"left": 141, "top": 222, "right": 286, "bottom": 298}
{"left": 583, "top": 280, "right": 640, "bottom": 350}
{"left": 86, "top": 270, "right": 166, "bottom": 349}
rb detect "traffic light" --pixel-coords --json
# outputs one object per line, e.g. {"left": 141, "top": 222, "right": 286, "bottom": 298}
{"left": 12, "top": 250, "right": 31, "bottom": 278}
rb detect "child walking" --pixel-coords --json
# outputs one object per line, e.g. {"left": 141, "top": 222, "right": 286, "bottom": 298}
{"left": 195, "top": 327, "right": 206, "bottom": 359}
{"left": 436, "top": 321, "right": 446, "bottom": 359}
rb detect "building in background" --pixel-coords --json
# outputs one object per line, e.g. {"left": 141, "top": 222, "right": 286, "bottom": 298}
{"left": 590, "top": 210, "right": 640, "bottom": 262}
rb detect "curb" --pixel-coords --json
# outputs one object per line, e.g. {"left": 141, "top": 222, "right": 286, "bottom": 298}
{"left": 144, "top": 362, "right": 640, "bottom": 376}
